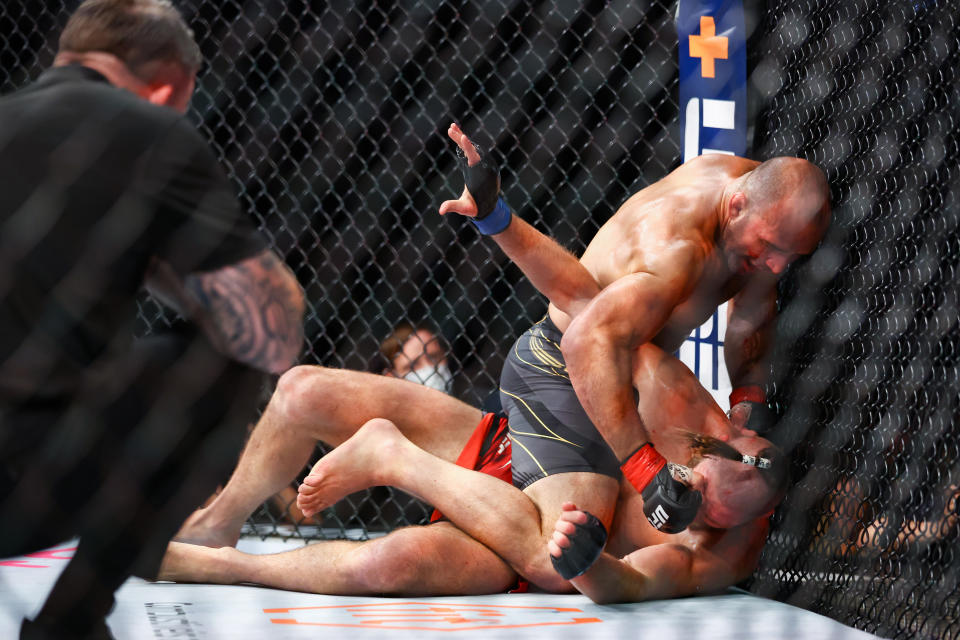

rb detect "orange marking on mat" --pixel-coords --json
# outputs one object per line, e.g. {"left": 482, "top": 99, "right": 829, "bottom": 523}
{"left": 264, "top": 601, "right": 603, "bottom": 631}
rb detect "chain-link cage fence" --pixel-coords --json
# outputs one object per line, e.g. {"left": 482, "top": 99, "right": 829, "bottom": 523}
{"left": 1, "top": 0, "right": 958, "bottom": 638}
{"left": 175, "top": 0, "right": 681, "bottom": 540}
{"left": 5, "top": 0, "right": 682, "bottom": 540}
{"left": 745, "top": 1, "right": 960, "bottom": 639}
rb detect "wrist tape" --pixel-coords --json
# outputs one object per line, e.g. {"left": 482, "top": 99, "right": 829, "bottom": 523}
{"left": 620, "top": 443, "right": 666, "bottom": 494}
{"left": 471, "top": 198, "right": 513, "bottom": 235}
{"left": 729, "top": 385, "right": 765, "bottom": 407}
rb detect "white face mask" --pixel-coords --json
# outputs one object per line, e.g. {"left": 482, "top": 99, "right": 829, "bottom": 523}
{"left": 403, "top": 363, "right": 453, "bottom": 393}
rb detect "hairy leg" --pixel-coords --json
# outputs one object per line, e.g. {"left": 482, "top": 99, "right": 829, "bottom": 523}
{"left": 159, "top": 522, "right": 516, "bottom": 595}
{"left": 298, "top": 418, "right": 619, "bottom": 592}
{"left": 176, "top": 366, "right": 482, "bottom": 547}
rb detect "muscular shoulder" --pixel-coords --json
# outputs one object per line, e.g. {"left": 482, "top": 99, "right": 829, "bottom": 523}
{"left": 675, "top": 153, "right": 760, "bottom": 179}
{"left": 616, "top": 211, "right": 712, "bottom": 294}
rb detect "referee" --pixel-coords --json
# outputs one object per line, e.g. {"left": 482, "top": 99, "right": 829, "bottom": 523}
{"left": 0, "top": 1, "right": 304, "bottom": 638}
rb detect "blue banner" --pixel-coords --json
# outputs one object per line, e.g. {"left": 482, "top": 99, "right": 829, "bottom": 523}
{"left": 676, "top": 0, "right": 747, "bottom": 403}
{"left": 677, "top": 0, "right": 747, "bottom": 162}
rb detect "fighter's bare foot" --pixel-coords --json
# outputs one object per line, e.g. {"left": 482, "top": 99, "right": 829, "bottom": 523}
{"left": 297, "top": 418, "right": 404, "bottom": 517}
{"left": 172, "top": 508, "right": 242, "bottom": 549}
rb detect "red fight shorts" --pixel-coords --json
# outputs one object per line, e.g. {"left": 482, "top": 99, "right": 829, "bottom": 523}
{"left": 428, "top": 412, "right": 527, "bottom": 593}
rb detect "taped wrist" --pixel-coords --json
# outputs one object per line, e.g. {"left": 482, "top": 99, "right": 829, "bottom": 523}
{"left": 620, "top": 443, "right": 667, "bottom": 494}
{"left": 728, "top": 385, "right": 773, "bottom": 433}
{"left": 471, "top": 198, "right": 513, "bottom": 235}
{"left": 550, "top": 511, "right": 608, "bottom": 580}
{"left": 729, "top": 385, "right": 765, "bottom": 407}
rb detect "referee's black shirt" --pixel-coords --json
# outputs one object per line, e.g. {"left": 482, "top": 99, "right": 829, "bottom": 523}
{"left": 0, "top": 64, "right": 266, "bottom": 405}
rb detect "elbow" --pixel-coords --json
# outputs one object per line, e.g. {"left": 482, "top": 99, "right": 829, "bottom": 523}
{"left": 559, "top": 318, "right": 592, "bottom": 362}
{"left": 267, "top": 275, "right": 306, "bottom": 373}
{"left": 552, "top": 279, "right": 600, "bottom": 320}
{"left": 560, "top": 318, "right": 612, "bottom": 373}
{"left": 193, "top": 256, "right": 306, "bottom": 375}
{"left": 556, "top": 293, "right": 592, "bottom": 320}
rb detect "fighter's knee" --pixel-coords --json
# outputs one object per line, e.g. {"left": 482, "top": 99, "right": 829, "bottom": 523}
{"left": 352, "top": 529, "right": 430, "bottom": 594}
{"left": 271, "top": 365, "right": 330, "bottom": 424}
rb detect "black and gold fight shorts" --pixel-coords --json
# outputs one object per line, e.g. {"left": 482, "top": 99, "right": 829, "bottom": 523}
{"left": 499, "top": 315, "right": 621, "bottom": 490}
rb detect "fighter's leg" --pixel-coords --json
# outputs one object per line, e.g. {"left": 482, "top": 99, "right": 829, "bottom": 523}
{"left": 298, "top": 418, "right": 619, "bottom": 592}
{"left": 177, "top": 365, "right": 482, "bottom": 547}
{"left": 160, "top": 521, "right": 516, "bottom": 595}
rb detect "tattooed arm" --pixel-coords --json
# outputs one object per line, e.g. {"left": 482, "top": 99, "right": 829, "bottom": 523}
{"left": 145, "top": 249, "right": 305, "bottom": 374}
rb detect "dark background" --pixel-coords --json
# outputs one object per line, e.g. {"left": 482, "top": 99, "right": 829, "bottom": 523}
{"left": 2, "top": 1, "right": 957, "bottom": 638}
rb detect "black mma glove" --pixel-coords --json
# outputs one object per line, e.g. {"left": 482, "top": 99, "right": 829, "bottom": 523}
{"left": 455, "top": 138, "right": 512, "bottom": 235}
{"left": 550, "top": 511, "right": 608, "bottom": 580}
{"left": 641, "top": 463, "right": 703, "bottom": 534}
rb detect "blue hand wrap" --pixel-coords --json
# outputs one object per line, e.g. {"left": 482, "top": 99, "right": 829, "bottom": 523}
{"left": 471, "top": 198, "right": 513, "bottom": 235}
{"left": 550, "top": 511, "right": 607, "bottom": 580}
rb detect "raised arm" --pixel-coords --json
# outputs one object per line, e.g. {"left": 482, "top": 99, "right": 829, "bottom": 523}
{"left": 724, "top": 273, "right": 777, "bottom": 430}
{"left": 145, "top": 249, "right": 305, "bottom": 374}
{"left": 439, "top": 123, "right": 600, "bottom": 317}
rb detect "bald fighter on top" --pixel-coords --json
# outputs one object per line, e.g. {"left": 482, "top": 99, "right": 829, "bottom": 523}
{"left": 440, "top": 123, "right": 830, "bottom": 536}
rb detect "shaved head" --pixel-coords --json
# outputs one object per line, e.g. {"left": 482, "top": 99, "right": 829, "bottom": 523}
{"left": 685, "top": 432, "right": 789, "bottom": 528}
{"left": 745, "top": 157, "right": 832, "bottom": 243}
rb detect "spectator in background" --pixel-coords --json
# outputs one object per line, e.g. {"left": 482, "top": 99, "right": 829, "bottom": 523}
{"left": 364, "top": 323, "right": 453, "bottom": 526}
{"left": 376, "top": 322, "right": 454, "bottom": 394}
{"left": 269, "top": 322, "right": 453, "bottom": 530}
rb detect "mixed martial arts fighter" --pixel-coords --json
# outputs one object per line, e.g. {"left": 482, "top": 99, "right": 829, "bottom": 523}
{"left": 159, "top": 350, "right": 785, "bottom": 601}
{"left": 435, "top": 122, "right": 829, "bottom": 532}
{"left": 0, "top": 1, "right": 304, "bottom": 638}
{"left": 160, "top": 123, "right": 822, "bottom": 599}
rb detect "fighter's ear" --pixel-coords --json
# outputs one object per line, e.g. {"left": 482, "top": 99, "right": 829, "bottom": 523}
{"left": 729, "top": 191, "right": 747, "bottom": 219}
{"left": 688, "top": 470, "right": 706, "bottom": 491}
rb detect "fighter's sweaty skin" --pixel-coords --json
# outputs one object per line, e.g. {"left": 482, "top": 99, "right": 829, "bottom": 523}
{"left": 547, "top": 154, "right": 761, "bottom": 353}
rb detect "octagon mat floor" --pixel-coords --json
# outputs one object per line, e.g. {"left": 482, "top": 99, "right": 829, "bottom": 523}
{"left": 1, "top": 537, "right": 881, "bottom": 639}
